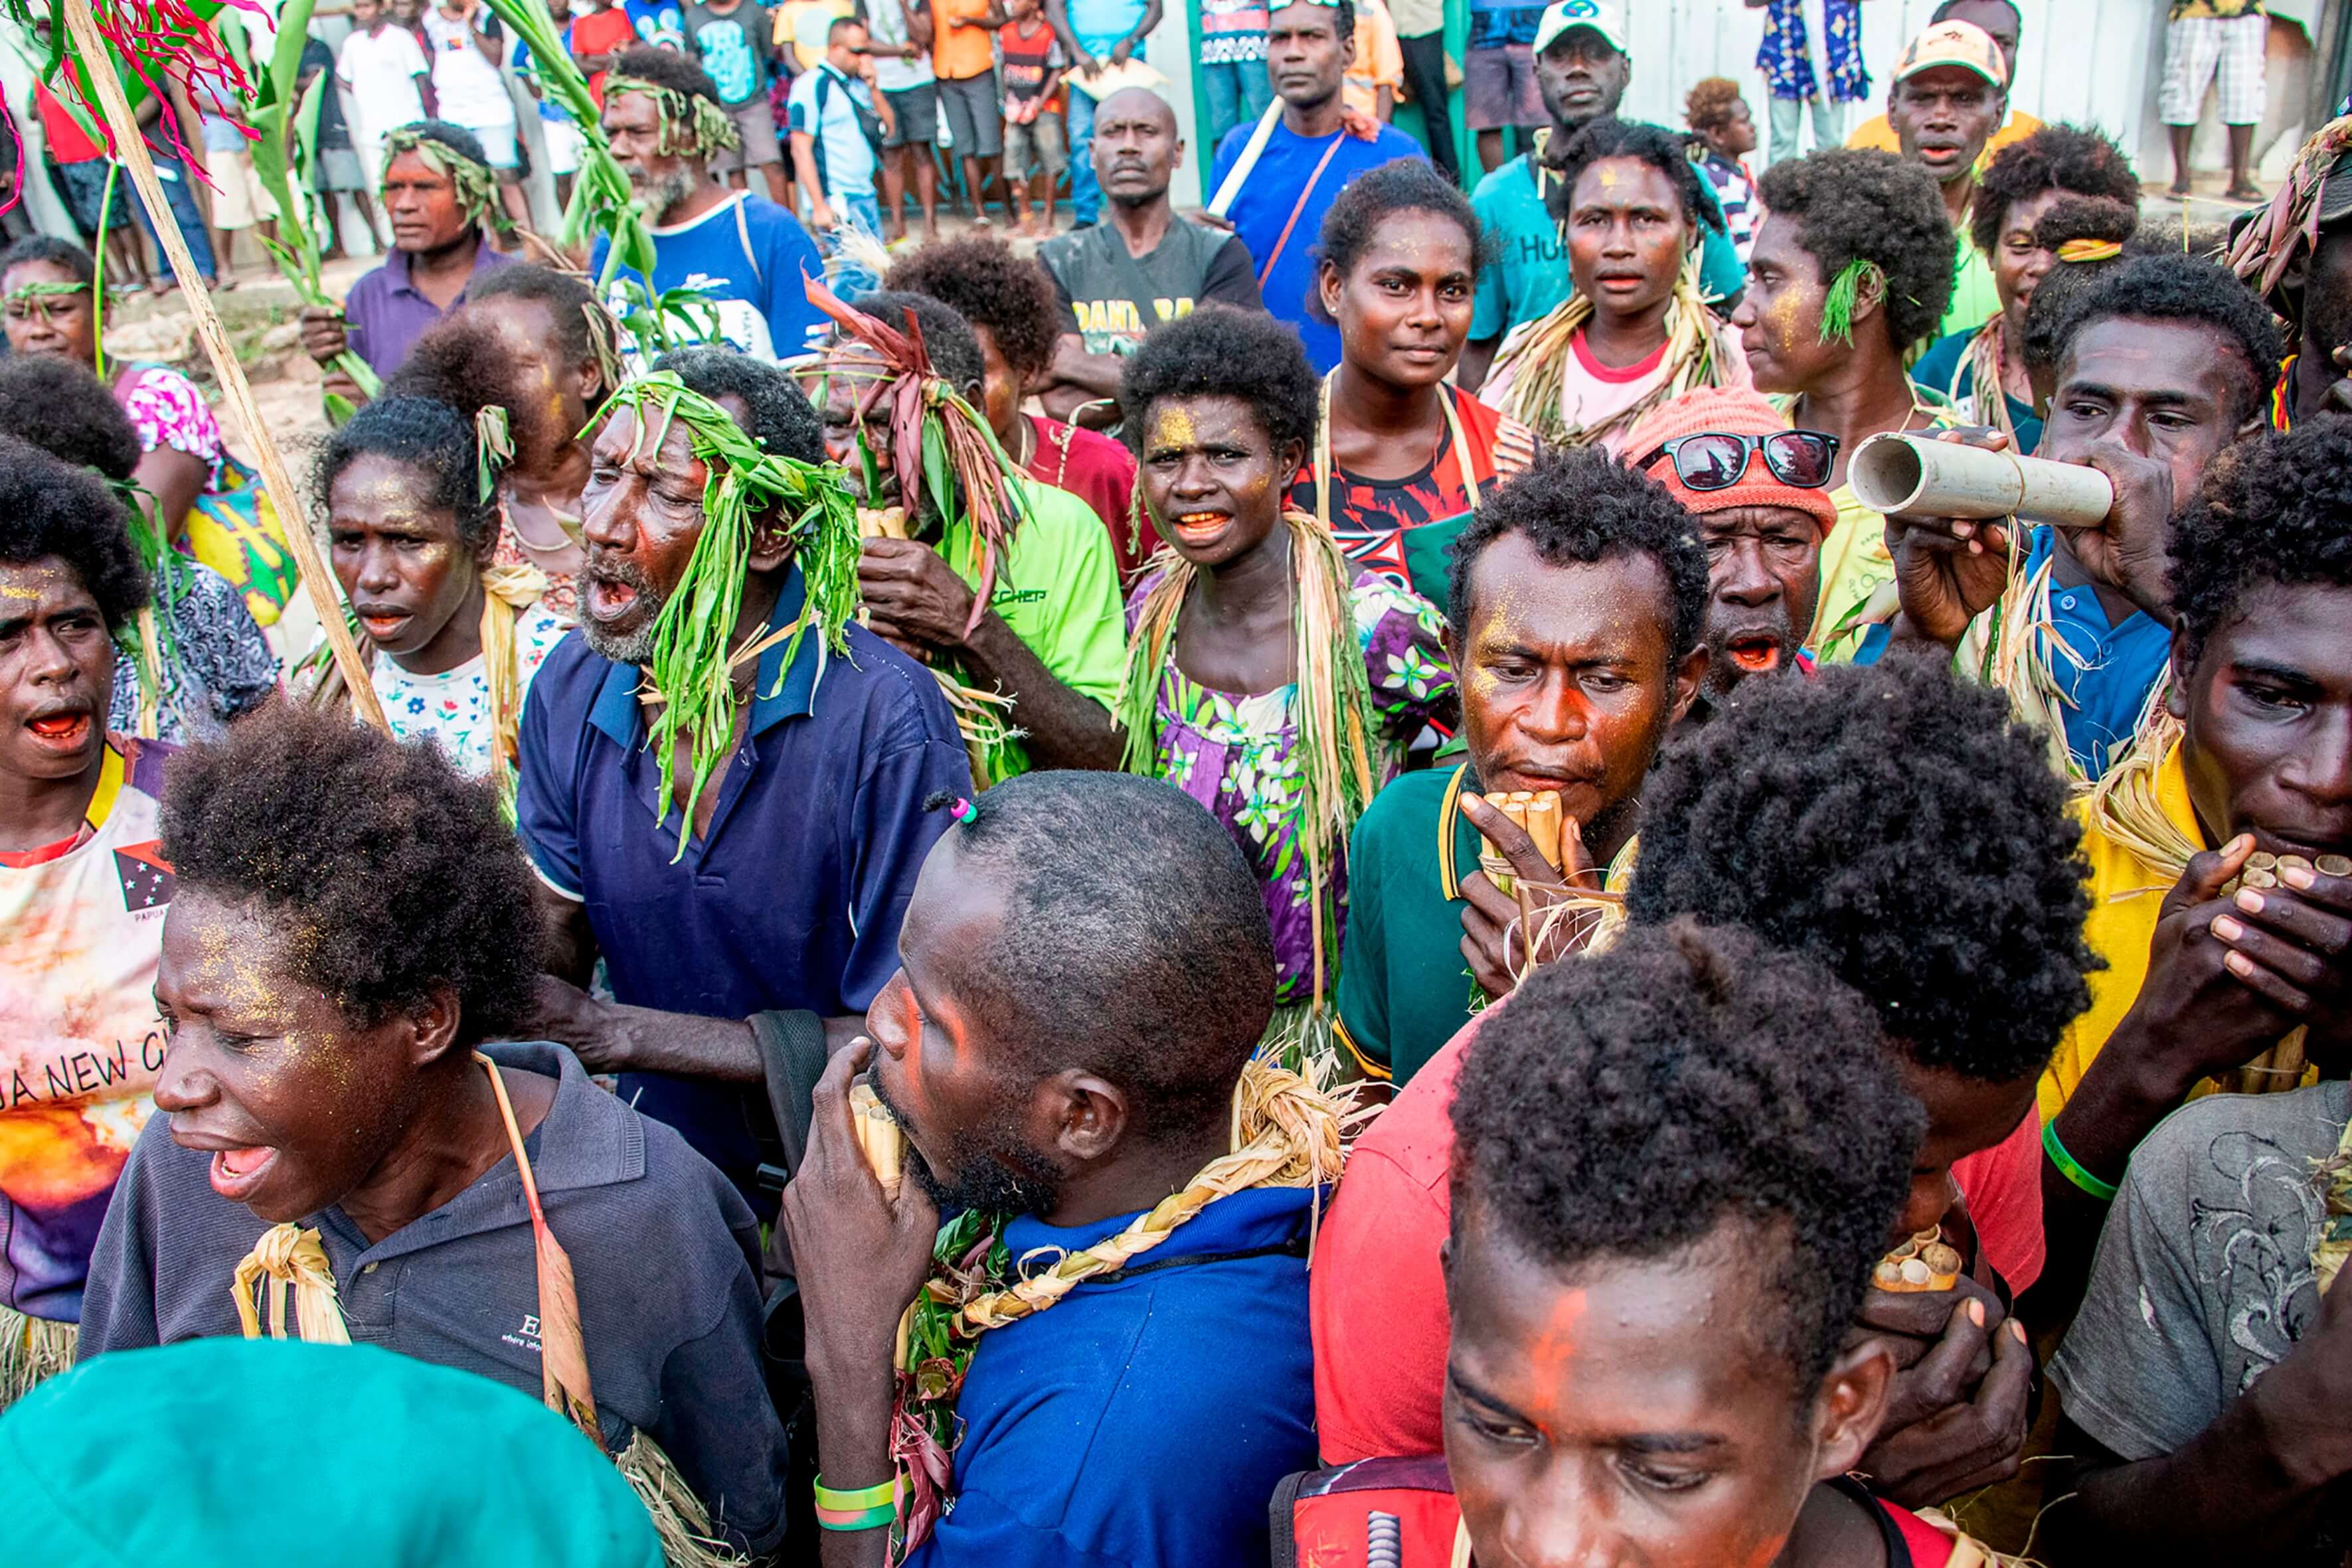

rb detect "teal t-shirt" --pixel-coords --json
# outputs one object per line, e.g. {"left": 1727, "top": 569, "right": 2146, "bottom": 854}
{"left": 1334, "top": 764, "right": 1486, "bottom": 1087}
{"left": 1912, "top": 326, "right": 2042, "bottom": 453}
{"left": 1468, "top": 141, "right": 1748, "bottom": 345}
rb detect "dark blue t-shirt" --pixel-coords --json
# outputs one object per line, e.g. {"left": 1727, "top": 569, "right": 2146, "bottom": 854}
{"left": 590, "top": 191, "right": 827, "bottom": 360}
{"left": 1209, "top": 119, "right": 1428, "bottom": 374}
{"left": 909, "top": 1185, "right": 1321, "bottom": 1567}
{"left": 515, "top": 569, "right": 971, "bottom": 1196}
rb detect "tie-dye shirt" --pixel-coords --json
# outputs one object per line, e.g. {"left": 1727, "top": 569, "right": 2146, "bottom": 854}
{"left": 0, "top": 736, "right": 176, "bottom": 1323}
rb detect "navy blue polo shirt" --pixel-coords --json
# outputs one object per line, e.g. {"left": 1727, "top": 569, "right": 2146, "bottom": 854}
{"left": 517, "top": 568, "right": 971, "bottom": 1198}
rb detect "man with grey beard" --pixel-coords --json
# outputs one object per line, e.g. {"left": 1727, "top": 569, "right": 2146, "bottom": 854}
{"left": 515, "top": 347, "right": 970, "bottom": 1207}
{"left": 590, "top": 46, "right": 830, "bottom": 360}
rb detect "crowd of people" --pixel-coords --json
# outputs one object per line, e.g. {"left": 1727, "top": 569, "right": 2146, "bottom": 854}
{"left": 7, "top": 0, "right": 2352, "bottom": 1565}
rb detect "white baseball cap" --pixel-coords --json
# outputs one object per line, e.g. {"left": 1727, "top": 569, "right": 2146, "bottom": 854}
{"left": 1533, "top": 0, "right": 1630, "bottom": 57}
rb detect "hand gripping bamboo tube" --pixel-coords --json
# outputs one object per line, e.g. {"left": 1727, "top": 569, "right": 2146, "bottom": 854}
{"left": 1478, "top": 789, "right": 1564, "bottom": 895}
{"left": 1847, "top": 431, "right": 2115, "bottom": 526}
{"left": 849, "top": 1080, "right": 903, "bottom": 1200}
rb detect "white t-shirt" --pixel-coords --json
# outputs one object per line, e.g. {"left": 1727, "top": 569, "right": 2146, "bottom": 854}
{"left": 370, "top": 601, "right": 570, "bottom": 779}
{"left": 421, "top": 5, "right": 517, "bottom": 130}
{"left": 337, "top": 23, "right": 432, "bottom": 145}
{"left": 862, "top": 0, "right": 934, "bottom": 93}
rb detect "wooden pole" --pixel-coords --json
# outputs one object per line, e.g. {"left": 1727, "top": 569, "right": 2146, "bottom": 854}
{"left": 58, "top": 0, "right": 387, "bottom": 732}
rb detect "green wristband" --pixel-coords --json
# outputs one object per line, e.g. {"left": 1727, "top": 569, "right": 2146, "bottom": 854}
{"left": 813, "top": 1474, "right": 896, "bottom": 1512}
{"left": 2044, "top": 1116, "right": 2120, "bottom": 1203}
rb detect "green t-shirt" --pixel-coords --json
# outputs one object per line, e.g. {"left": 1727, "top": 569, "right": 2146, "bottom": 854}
{"left": 1335, "top": 764, "right": 1488, "bottom": 1087}
{"left": 1468, "top": 139, "right": 1749, "bottom": 345}
{"left": 937, "top": 472, "right": 1128, "bottom": 778}
{"left": 1938, "top": 242, "right": 2001, "bottom": 343}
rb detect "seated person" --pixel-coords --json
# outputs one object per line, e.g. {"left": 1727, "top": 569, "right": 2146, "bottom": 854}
{"left": 0, "top": 354, "right": 275, "bottom": 744}
{"left": 518, "top": 348, "right": 968, "bottom": 1208}
{"left": 2033, "top": 418, "right": 2352, "bottom": 1354}
{"left": 1332, "top": 447, "right": 1709, "bottom": 1087}
{"left": 824, "top": 289, "right": 1128, "bottom": 781}
{"left": 1444, "top": 921, "right": 2009, "bottom": 1567}
{"left": 0, "top": 435, "right": 177, "bottom": 1405}
{"left": 780, "top": 769, "right": 1337, "bottom": 1566}
{"left": 1316, "top": 656, "right": 2100, "bottom": 1522}
{"left": 1621, "top": 386, "right": 1839, "bottom": 710}
{"left": 77, "top": 702, "right": 790, "bottom": 1555}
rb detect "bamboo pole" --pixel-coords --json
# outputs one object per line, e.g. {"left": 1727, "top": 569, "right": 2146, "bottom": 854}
{"left": 58, "top": 0, "right": 386, "bottom": 731}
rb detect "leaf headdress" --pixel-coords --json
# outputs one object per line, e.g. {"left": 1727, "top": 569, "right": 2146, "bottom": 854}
{"left": 380, "top": 124, "right": 515, "bottom": 238}
{"left": 600, "top": 370, "right": 863, "bottom": 849}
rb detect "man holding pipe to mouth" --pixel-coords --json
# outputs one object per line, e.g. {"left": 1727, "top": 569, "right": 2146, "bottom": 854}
{"left": 0, "top": 436, "right": 177, "bottom": 1408}
{"left": 1880, "top": 253, "right": 2283, "bottom": 779}
{"left": 1330, "top": 445, "right": 1709, "bottom": 1087}
{"left": 515, "top": 348, "right": 970, "bottom": 1209}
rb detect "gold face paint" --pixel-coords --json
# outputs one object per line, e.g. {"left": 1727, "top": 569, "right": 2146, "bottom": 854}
{"left": 1151, "top": 407, "right": 1197, "bottom": 453}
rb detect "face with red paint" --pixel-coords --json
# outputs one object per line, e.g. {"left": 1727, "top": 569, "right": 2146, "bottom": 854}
{"left": 863, "top": 833, "right": 1124, "bottom": 1216}
{"left": 1448, "top": 534, "right": 1707, "bottom": 858}
{"left": 1445, "top": 1209, "right": 1893, "bottom": 1568}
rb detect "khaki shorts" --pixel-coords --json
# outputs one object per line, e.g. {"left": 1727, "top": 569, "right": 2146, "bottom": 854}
{"left": 1003, "top": 110, "right": 1065, "bottom": 180}
{"left": 713, "top": 96, "right": 785, "bottom": 171}
{"left": 206, "top": 151, "right": 279, "bottom": 230}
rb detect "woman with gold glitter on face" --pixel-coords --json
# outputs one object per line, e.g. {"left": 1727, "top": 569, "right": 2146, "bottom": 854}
{"left": 1730, "top": 147, "right": 1960, "bottom": 661}
{"left": 1117, "top": 305, "right": 1455, "bottom": 1048}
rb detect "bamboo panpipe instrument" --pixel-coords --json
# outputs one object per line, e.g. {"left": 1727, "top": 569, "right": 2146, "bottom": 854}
{"left": 2213, "top": 852, "right": 2348, "bottom": 1094}
{"left": 1478, "top": 789, "right": 1564, "bottom": 896}
{"left": 1847, "top": 431, "right": 2114, "bottom": 527}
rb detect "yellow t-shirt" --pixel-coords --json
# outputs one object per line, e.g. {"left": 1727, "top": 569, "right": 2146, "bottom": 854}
{"left": 2038, "top": 743, "right": 2196, "bottom": 1122}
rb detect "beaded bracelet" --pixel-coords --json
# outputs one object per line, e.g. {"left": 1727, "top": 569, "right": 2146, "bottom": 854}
{"left": 2043, "top": 1117, "right": 2120, "bottom": 1203}
{"left": 813, "top": 1475, "right": 896, "bottom": 1533}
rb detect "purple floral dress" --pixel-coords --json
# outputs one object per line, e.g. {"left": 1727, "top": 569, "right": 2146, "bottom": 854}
{"left": 1128, "top": 567, "right": 1456, "bottom": 1006}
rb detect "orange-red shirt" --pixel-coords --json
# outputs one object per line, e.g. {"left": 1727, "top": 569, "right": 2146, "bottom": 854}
{"left": 930, "top": 0, "right": 996, "bottom": 80}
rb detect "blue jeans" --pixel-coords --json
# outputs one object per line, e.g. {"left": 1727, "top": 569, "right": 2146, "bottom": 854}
{"left": 58, "top": 157, "right": 218, "bottom": 281}
{"left": 1069, "top": 88, "right": 1100, "bottom": 226}
{"left": 824, "top": 190, "right": 884, "bottom": 298}
{"left": 1197, "top": 57, "right": 1274, "bottom": 153}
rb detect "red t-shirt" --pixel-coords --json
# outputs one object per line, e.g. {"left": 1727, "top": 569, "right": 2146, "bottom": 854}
{"left": 1309, "top": 1005, "right": 2049, "bottom": 1464}
{"left": 1024, "top": 412, "right": 1155, "bottom": 582}
{"left": 567, "top": 7, "right": 637, "bottom": 104}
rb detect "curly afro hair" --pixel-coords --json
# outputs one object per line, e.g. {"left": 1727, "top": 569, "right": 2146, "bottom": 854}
{"left": 1757, "top": 149, "right": 1955, "bottom": 351}
{"left": 606, "top": 44, "right": 724, "bottom": 108}
{"left": 1543, "top": 117, "right": 1723, "bottom": 237}
{"left": 1451, "top": 919, "right": 1923, "bottom": 1398}
{"left": 1684, "top": 76, "right": 1747, "bottom": 135}
{"left": 1317, "top": 158, "right": 1487, "bottom": 287}
{"left": 952, "top": 769, "right": 1274, "bottom": 1144}
{"left": 2017, "top": 196, "right": 2138, "bottom": 382}
{"left": 2049, "top": 252, "right": 2284, "bottom": 428}
{"left": 1116, "top": 303, "right": 1319, "bottom": 463}
{"left": 849, "top": 288, "right": 987, "bottom": 399}
{"left": 1969, "top": 124, "right": 2139, "bottom": 260}
{"left": 1447, "top": 446, "right": 1709, "bottom": 661}
{"left": 1271, "top": 0, "right": 1353, "bottom": 40}
{"left": 159, "top": 700, "right": 544, "bottom": 1043}
{"left": 883, "top": 236, "right": 1064, "bottom": 384}
{"left": 0, "top": 354, "right": 141, "bottom": 481}
{"left": 651, "top": 346, "right": 825, "bottom": 463}
{"left": 315, "top": 396, "right": 497, "bottom": 554}
{"left": 1629, "top": 654, "right": 2097, "bottom": 1084}
{"left": 0, "top": 432, "right": 147, "bottom": 631}
{"left": 2168, "top": 421, "right": 2352, "bottom": 667}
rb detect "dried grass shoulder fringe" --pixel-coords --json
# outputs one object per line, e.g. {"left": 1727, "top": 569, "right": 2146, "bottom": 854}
{"left": 0, "top": 1306, "right": 75, "bottom": 1411}
{"left": 1484, "top": 262, "right": 1732, "bottom": 449}
{"left": 228, "top": 1056, "right": 746, "bottom": 1568}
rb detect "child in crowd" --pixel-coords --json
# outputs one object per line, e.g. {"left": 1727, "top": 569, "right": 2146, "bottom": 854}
{"left": 997, "top": 0, "right": 1066, "bottom": 237}
{"left": 1685, "top": 74, "right": 1760, "bottom": 263}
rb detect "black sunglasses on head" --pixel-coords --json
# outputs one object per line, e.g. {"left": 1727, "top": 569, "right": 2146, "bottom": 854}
{"left": 1638, "top": 430, "right": 1840, "bottom": 493}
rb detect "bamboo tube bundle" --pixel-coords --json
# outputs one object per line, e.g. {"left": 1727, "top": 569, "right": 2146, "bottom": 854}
{"left": 1873, "top": 1228, "right": 1964, "bottom": 1294}
{"left": 850, "top": 1080, "right": 904, "bottom": 1202}
{"left": 2214, "top": 852, "right": 2348, "bottom": 1095}
{"left": 1476, "top": 789, "right": 1562, "bottom": 897}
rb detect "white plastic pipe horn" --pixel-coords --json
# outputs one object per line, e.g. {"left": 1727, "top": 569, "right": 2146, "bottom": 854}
{"left": 1846, "top": 431, "right": 2115, "bottom": 527}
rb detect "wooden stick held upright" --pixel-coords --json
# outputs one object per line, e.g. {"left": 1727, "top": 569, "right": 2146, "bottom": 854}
{"left": 58, "top": 0, "right": 386, "bottom": 732}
